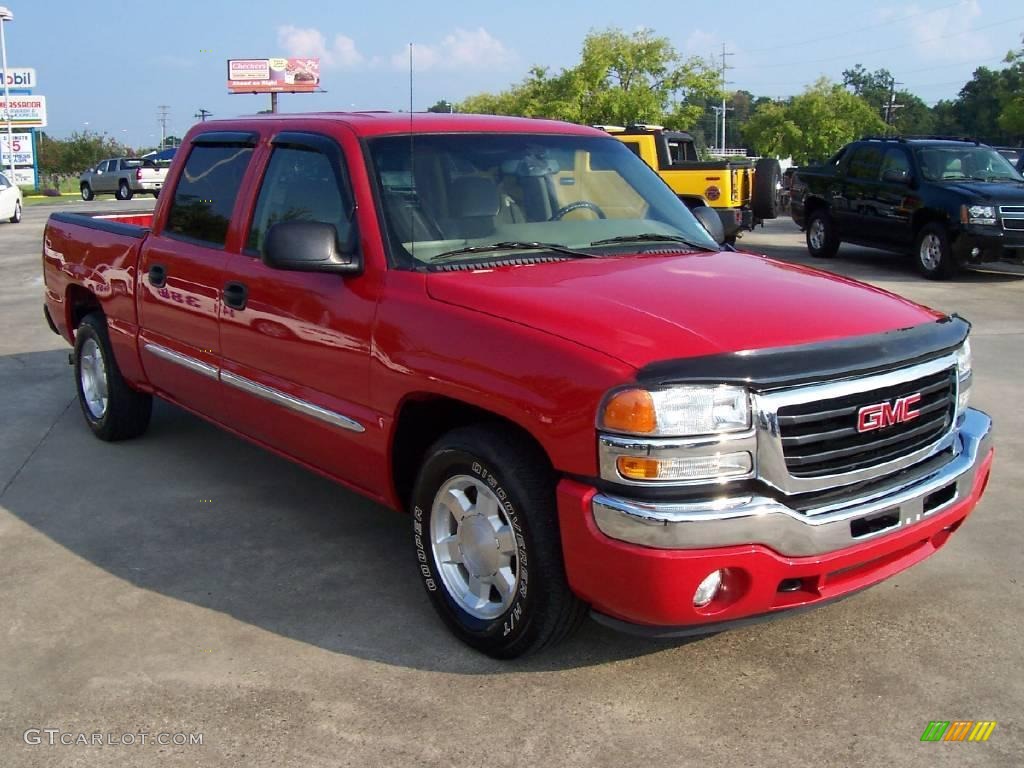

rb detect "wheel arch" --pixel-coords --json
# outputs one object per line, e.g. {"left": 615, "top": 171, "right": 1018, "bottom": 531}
{"left": 390, "top": 394, "right": 553, "bottom": 512}
{"left": 911, "top": 207, "right": 951, "bottom": 238}
{"left": 64, "top": 284, "right": 103, "bottom": 340}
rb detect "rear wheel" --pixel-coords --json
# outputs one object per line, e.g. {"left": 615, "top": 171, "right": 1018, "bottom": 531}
{"left": 116, "top": 180, "right": 133, "bottom": 200}
{"left": 80, "top": 183, "right": 94, "bottom": 201}
{"left": 74, "top": 313, "right": 152, "bottom": 441}
{"left": 806, "top": 208, "right": 840, "bottom": 258}
{"left": 915, "top": 223, "right": 959, "bottom": 280}
{"left": 9, "top": 200, "right": 21, "bottom": 223}
{"left": 411, "top": 425, "right": 586, "bottom": 658}
{"left": 753, "top": 158, "right": 782, "bottom": 220}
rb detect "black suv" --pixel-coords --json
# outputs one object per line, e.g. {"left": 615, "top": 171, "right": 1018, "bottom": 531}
{"left": 790, "top": 137, "right": 1024, "bottom": 278}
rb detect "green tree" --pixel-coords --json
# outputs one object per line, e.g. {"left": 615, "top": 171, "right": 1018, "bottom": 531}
{"left": 997, "top": 40, "right": 1024, "bottom": 139}
{"left": 743, "top": 79, "right": 887, "bottom": 163}
{"left": 457, "top": 28, "right": 720, "bottom": 129}
{"left": 426, "top": 99, "right": 454, "bottom": 113}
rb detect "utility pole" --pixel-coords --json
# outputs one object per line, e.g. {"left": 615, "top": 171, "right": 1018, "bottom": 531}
{"left": 157, "top": 105, "right": 170, "bottom": 149}
{"left": 719, "top": 44, "right": 735, "bottom": 152}
{"left": 884, "top": 76, "right": 904, "bottom": 130}
{"left": 194, "top": 108, "right": 212, "bottom": 122}
{"left": 710, "top": 106, "right": 721, "bottom": 152}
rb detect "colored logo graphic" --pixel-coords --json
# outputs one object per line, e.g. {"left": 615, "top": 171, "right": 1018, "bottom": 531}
{"left": 920, "top": 721, "right": 997, "bottom": 742}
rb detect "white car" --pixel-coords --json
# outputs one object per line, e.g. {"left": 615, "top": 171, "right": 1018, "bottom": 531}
{"left": 0, "top": 171, "right": 22, "bottom": 223}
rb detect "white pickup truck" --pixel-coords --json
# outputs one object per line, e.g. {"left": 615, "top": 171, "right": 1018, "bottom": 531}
{"left": 79, "top": 157, "right": 168, "bottom": 201}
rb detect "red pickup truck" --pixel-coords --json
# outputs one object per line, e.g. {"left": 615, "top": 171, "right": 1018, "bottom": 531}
{"left": 42, "top": 113, "right": 993, "bottom": 658}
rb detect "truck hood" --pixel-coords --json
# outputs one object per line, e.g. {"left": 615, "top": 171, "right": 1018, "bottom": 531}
{"left": 425, "top": 251, "right": 941, "bottom": 369}
{"left": 942, "top": 180, "right": 1024, "bottom": 202}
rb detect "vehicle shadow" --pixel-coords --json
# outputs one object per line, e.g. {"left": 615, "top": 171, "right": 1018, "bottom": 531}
{"left": 1, "top": 349, "right": 694, "bottom": 674}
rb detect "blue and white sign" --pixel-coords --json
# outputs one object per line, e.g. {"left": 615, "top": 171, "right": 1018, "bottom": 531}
{"left": 1, "top": 67, "right": 37, "bottom": 92}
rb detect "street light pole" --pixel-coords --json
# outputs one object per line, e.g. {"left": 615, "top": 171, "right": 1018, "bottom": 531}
{"left": 0, "top": 6, "right": 16, "bottom": 181}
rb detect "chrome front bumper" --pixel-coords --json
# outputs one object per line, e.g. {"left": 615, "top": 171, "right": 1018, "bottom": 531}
{"left": 592, "top": 408, "right": 992, "bottom": 557}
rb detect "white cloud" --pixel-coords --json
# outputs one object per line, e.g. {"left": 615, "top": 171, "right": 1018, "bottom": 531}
{"left": 277, "top": 25, "right": 365, "bottom": 69}
{"left": 898, "top": 1, "right": 993, "bottom": 63}
{"left": 391, "top": 28, "right": 516, "bottom": 72}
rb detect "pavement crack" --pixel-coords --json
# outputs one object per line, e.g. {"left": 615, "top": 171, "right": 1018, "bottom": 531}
{"left": 0, "top": 396, "right": 76, "bottom": 501}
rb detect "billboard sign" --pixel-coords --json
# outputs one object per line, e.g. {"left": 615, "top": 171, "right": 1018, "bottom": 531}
{"left": 227, "top": 58, "right": 320, "bottom": 93}
{"left": 0, "top": 132, "right": 34, "bottom": 166}
{"left": 0, "top": 67, "right": 37, "bottom": 90}
{"left": 0, "top": 95, "right": 47, "bottom": 127}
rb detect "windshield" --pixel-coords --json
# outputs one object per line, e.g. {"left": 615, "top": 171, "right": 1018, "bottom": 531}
{"left": 366, "top": 133, "right": 718, "bottom": 265}
{"left": 915, "top": 146, "right": 1024, "bottom": 182}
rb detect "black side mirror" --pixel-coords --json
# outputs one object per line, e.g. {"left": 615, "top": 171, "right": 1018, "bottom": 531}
{"left": 262, "top": 220, "right": 362, "bottom": 275}
{"left": 690, "top": 205, "right": 725, "bottom": 245}
{"left": 882, "top": 168, "right": 911, "bottom": 184}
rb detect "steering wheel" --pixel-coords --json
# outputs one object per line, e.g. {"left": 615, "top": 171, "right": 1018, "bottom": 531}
{"left": 549, "top": 200, "right": 607, "bottom": 221}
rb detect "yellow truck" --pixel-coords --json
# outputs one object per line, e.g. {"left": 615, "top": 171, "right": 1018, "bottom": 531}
{"left": 599, "top": 124, "right": 781, "bottom": 243}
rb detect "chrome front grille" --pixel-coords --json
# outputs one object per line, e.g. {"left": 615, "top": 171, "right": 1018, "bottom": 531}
{"left": 754, "top": 353, "right": 960, "bottom": 496}
{"left": 777, "top": 369, "right": 955, "bottom": 477}
{"left": 1000, "top": 205, "right": 1024, "bottom": 231}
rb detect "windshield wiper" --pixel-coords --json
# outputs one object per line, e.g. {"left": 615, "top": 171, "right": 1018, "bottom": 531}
{"left": 590, "top": 233, "right": 716, "bottom": 251}
{"left": 429, "top": 241, "right": 597, "bottom": 262}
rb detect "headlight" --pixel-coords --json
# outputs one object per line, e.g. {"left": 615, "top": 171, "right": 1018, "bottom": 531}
{"left": 599, "top": 385, "right": 750, "bottom": 437}
{"left": 962, "top": 204, "right": 996, "bottom": 225}
{"left": 956, "top": 338, "right": 972, "bottom": 419}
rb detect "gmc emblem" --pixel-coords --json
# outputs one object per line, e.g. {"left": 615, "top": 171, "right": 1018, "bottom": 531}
{"left": 857, "top": 394, "right": 922, "bottom": 433}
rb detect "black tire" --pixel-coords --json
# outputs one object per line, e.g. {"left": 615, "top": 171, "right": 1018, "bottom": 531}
{"left": 805, "top": 208, "right": 840, "bottom": 258}
{"left": 9, "top": 200, "right": 21, "bottom": 223}
{"left": 73, "top": 313, "right": 152, "bottom": 441}
{"left": 411, "top": 425, "right": 586, "bottom": 658}
{"left": 116, "top": 180, "right": 133, "bottom": 201}
{"left": 80, "top": 183, "right": 94, "bottom": 201}
{"left": 914, "top": 223, "right": 960, "bottom": 280}
{"left": 752, "top": 158, "right": 782, "bottom": 220}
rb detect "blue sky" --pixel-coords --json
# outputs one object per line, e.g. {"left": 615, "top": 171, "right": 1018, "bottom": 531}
{"left": 3, "top": 0, "right": 1022, "bottom": 147}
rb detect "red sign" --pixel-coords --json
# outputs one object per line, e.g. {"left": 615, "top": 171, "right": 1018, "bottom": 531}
{"left": 857, "top": 393, "right": 922, "bottom": 433}
{"left": 227, "top": 58, "right": 320, "bottom": 94}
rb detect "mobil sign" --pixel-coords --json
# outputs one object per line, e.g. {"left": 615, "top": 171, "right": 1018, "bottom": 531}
{"left": 1, "top": 67, "right": 37, "bottom": 91}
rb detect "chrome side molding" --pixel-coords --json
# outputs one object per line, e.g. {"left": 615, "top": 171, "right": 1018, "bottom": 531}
{"left": 142, "top": 342, "right": 364, "bottom": 433}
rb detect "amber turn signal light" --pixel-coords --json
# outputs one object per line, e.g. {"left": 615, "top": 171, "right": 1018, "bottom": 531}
{"left": 601, "top": 389, "right": 657, "bottom": 434}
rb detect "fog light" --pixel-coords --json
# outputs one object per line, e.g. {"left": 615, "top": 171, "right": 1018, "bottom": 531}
{"left": 970, "top": 247, "right": 981, "bottom": 258}
{"left": 693, "top": 570, "right": 724, "bottom": 607}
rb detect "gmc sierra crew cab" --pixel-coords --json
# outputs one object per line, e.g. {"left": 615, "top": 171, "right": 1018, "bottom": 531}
{"left": 42, "top": 113, "right": 994, "bottom": 658}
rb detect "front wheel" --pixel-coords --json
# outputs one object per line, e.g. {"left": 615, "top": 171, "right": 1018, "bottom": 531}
{"left": 806, "top": 208, "right": 839, "bottom": 258}
{"left": 80, "top": 183, "right": 94, "bottom": 201}
{"left": 411, "top": 425, "right": 586, "bottom": 658}
{"left": 74, "top": 313, "right": 152, "bottom": 441}
{"left": 9, "top": 201, "right": 21, "bottom": 223}
{"left": 915, "top": 223, "right": 959, "bottom": 280}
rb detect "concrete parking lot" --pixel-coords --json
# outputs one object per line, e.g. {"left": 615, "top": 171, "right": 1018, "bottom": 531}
{"left": 1, "top": 201, "right": 1021, "bottom": 767}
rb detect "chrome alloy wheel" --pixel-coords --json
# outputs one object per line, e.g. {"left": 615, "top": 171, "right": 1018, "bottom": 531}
{"left": 430, "top": 474, "right": 520, "bottom": 620}
{"left": 808, "top": 217, "right": 826, "bottom": 250}
{"left": 79, "top": 337, "right": 109, "bottom": 419}
{"left": 919, "top": 233, "right": 942, "bottom": 271}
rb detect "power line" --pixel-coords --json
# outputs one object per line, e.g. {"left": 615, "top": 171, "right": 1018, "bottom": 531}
{"left": 733, "top": 14, "right": 1024, "bottom": 71}
{"left": 740, "top": 0, "right": 966, "bottom": 54}
{"left": 194, "top": 108, "right": 212, "bottom": 122}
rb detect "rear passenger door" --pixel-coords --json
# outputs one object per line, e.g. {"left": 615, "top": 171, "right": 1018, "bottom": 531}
{"left": 218, "top": 131, "right": 378, "bottom": 491}
{"left": 94, "top": 160, "right": 115, "bottom": 194}
{"left": 137, "top": 132, "right": 257, "bottom": 417}
{"left": 835, "top": 145, "right": 883, "bottom": 240}
{"left": 872, "top": 146, "right": 916, "bottom": 247}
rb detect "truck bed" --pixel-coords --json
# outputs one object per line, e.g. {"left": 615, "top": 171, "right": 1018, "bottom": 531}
{"left": 42, "top": 210, "right": 155, "bottom": 354}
